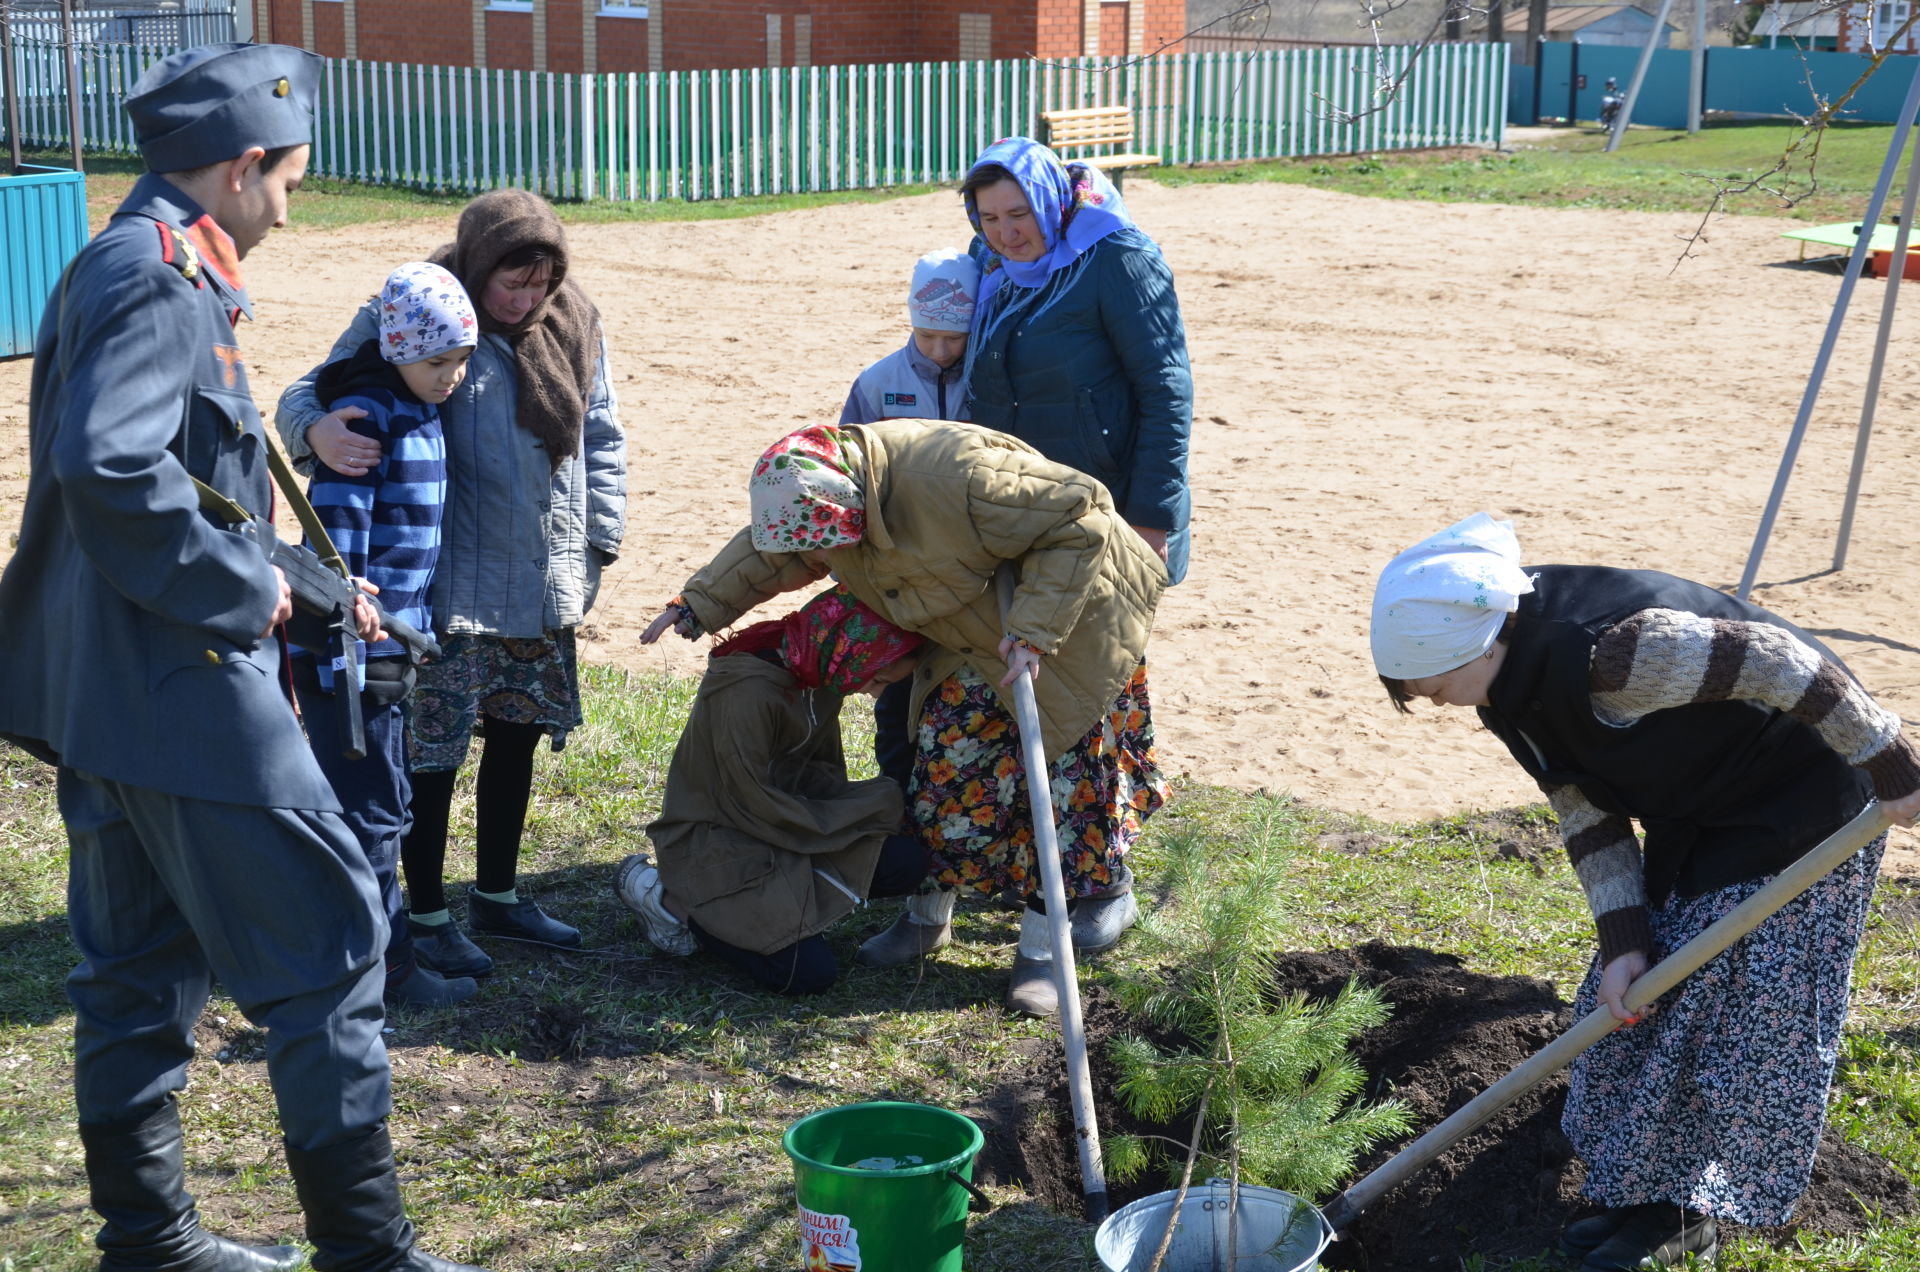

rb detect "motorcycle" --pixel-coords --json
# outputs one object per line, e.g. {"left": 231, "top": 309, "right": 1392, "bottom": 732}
{"left": 1599, "top": 77, "right": 1625, "bottom": 130}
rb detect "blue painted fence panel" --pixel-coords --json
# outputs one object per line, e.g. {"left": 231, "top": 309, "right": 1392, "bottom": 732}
{"left": 1521, "top": 40, "right": 1920, "bottom": 126}
{"left": 1508, "top": 62, "right": 1537, "bottom": 126}
{"left": 1706, "top": 46, "right": 1919, "bottom": 122}
{"left": 0, "top": 167, "right": 89, "bottom": 359}
{"left": 1532, "top": 41, "right": 1690, "bottom": 127}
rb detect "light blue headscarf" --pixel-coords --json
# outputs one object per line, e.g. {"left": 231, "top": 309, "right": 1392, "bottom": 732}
{"left": 963, "top": 137, "right": 1140, "bottom": 373}
{"left": 963, "top": 136, "right": 1136, "bottom": 289}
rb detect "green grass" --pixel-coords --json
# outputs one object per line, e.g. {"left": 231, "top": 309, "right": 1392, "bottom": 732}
{"left": 3, "top": 664, "right": 1918, "bottom": 1269}
{"left": 1154, "top": 119, "right": 1911, "bottom": 223}
{"left": 34, "top": 117, "right": 1908, "bottom": 238}
{"left": 21, "top": 148, "right": 952, "bottom": 236}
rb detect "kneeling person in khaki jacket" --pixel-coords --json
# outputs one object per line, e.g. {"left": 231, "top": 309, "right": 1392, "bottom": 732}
{"left": 617, "top": 586, "right": 928, "bottom": 993}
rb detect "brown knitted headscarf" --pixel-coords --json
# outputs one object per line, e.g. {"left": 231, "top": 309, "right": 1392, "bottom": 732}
{"left": 431, "top": 190, "right": 600, "bottom": 472}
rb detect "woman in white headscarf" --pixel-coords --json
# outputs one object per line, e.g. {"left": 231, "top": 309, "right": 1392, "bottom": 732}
{"left": 1370, "top": 514, "right": 1920, "bottom": 1272}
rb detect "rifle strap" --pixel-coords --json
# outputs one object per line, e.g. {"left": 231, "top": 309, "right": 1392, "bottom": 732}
{"left": 191, "top": 475, "right": 252, "bottom": 525}
{"left": 264, "top": 435, "right": 352, "bottom": 582}
{"left": 188, "top": 433, "right": 352, "bottom": 583}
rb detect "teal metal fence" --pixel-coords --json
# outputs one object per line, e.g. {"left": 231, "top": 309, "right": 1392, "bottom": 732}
{"left": 1520, "top": 40, "right": 1920, "bottom": 127}
{"left": 5, "top": 38, "right": 1508, "bottom": 202}
{"left": 0, "top": 165, "right": 89, "bottom": 358}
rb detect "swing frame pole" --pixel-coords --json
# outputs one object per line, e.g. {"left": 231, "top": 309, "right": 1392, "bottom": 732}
{"left": 1605, "top": 0, "right": 1676, "bottom": 152}
{"left": 1738, "top": 56, "right": 1920, "bottom": 600}
{"left": 1832, "top": 114, "right": 1920, "bottom": 570}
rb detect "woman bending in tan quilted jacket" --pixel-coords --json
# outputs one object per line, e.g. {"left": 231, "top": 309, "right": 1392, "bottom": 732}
{"left": 642, "top": 421, "right": 1169, "bottom": 1015}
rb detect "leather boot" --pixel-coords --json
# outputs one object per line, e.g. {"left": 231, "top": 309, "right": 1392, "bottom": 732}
{"left": 283, "top": 1124, "right": 486, "bottom": 1272}
{"left": 1560, "top": 1205, "right": 1647, "bottom": 1257}
{"left": 465, "top": 888, "right": 580, "bottom": 949}
{"left": 383, "top": 964, "right": 479, "bottom": 1009}
{"left": 405, "top": 917, "right": 493, "bottom": 979}
{"left": 1581, "top": 1204, "right": 1717, "bottom": 1271}
{"left": 79, "top": 1097, "right": 302, "bottom": 1272}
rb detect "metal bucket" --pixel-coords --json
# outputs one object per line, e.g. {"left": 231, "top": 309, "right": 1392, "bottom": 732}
{"left": 1094, "top": 1178, "right": 1333, "bottom": 1272}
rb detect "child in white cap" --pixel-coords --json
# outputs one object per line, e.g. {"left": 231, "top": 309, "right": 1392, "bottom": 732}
{"left": 290, "top": 261, "right": 477, "bottom": 1009}
{"left": 839, "top": 247, "right": 979, "bottom": 424}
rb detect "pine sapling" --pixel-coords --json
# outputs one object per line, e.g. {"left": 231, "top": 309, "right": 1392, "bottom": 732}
{"left": 1106, "top": 802, "right": 1411, "bottom": 1211}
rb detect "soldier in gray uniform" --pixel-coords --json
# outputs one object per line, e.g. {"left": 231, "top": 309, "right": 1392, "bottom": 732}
{"left": 0, "top": 44, "right": 484, "bottom": 1272}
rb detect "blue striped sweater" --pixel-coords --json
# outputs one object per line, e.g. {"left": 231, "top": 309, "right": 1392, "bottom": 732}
{"left": 303, "top": 385, "right": 447, "bottom": 679}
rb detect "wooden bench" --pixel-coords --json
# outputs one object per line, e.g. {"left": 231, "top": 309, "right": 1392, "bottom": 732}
{"left": 1039, "top": 105, "right": 1161, "bottom": 189}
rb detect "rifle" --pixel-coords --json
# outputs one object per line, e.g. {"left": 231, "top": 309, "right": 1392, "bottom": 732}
{"left": 240, "top": 512, "right": 440, "bottom": 762}
{"left": 193, "top": 442, "right": 440, "bottom": 764}
{"left": 236, "top": 514, "right": 442, "bottom": 666}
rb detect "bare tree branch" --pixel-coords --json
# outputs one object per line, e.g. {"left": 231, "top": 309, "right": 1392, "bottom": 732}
{"left": 1312, "top": 0, "right": 1479, "bottom": 128}
{"left": 1671, "top": 4, "right": 1920, "bottom": 271}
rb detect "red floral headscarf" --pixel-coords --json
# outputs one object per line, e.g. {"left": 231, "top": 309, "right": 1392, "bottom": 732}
{"left": 748, "top": 425, "right": 866, "bottom": 553}
{"left": 712, "top": 585, "right": 923, "bottom": 695}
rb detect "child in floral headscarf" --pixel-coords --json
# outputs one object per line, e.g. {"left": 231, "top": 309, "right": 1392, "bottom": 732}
{"left": 615, "top": 585, "right": 929, "bottom": 994}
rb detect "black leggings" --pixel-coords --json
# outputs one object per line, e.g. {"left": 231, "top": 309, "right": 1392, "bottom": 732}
{"left": 401, "top": 718, "right": 546, "bottom": 914}
{"left": 689, "top": 834, "right": 927, "bottom": 995}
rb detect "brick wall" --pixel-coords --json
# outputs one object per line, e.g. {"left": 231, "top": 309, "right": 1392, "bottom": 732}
{"left": 1139, "top": 0, "right": 1181, "bottom": 55}
{"left": 1097, "top": 0, "right": 1125, "bottom": 54}
{"left": 274, "top": 1, "right": 1185, "bottom": 69}
{"left": 1032, "top": 0, "right": 1083, "bottom": 57}
{"left": 352, "top": 0, "right": 472, "bottom": 65}
{"left": 659, "top": 0, "right": 1081, "bottom": 70}
{"left": 662, "top": 0, "right": 787, "bottom": 70}
{"left": 487, "top": 9, "right": 536, "bottom": 69}
{"left": 598, "top": 11, "right": 651, "bottom": 71}
{"left": 925, "top": 0, "right": 1038, "bottom": 59}
{"left": 547, "top": 0, "right": 585, "bottom": 70}
{"left": 312, "top": 0, "right": 345, "bottom": 56}
{"left": 266, "top": 0, "right": 300, "bottom": 43}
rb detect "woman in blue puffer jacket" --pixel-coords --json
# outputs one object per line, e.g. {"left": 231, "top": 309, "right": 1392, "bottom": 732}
{"left": 960, "top": 135, "right": 1193, "bottom": 585}
{"left": 861, "top": 135, "right": 1191, "bottom": 959}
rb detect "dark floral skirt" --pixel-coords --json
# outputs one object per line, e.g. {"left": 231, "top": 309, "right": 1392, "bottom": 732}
{"left": 1561, "top": 833, "right": 1885, "bottom": 1226}
{"left": 408, "top": 630, "right": 582, "bottom": 773}
{"left": 910, "top": 661, "right": 1167, "bottom": 901}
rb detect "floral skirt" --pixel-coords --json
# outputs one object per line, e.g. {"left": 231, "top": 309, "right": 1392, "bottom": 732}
{"left": 910, "top": 661, "right": 1167, "bottom": 901}
{"left": 1561, "top": 833, "right": 1885, "bottom": 1226}
{"left": 408, "top": 630, "right": 582, "bottom": 773}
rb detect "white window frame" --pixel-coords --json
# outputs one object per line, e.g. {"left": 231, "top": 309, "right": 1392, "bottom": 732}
{"left": 485, "top": 0, "right": 533, "bottom": 12}
{"left": 599, "top": 0, "right": 648, "bottom": 15}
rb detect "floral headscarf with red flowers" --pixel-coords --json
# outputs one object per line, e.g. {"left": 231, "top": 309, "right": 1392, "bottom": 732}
{"left": 748, "top": 425, "right": 867, "bottom": 554}
{"left": 712, "top": 585, "right": 923, "bottom": 695}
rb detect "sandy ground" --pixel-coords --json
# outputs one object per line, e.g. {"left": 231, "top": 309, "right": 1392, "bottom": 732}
{"left": 3, "top": 178, "right": 1917, "bottom": 859}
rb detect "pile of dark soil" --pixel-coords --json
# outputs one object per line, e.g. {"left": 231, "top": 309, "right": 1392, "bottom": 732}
{"left": 984, "top": 941, "right": 1913, "bottom": 1270}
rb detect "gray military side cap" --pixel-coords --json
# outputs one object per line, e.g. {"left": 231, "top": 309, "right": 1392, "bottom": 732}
{"left": 125, "top": 42, "right": 322, "bottom": 173}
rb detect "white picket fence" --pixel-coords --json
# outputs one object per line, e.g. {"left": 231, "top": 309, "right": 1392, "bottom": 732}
{"left": 5, "top": 37, "right": 1507, "bottom": 202}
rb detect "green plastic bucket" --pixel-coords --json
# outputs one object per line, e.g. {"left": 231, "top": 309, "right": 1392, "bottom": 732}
{"left": 783, "top": 1101, "right": 986, "bottom": 1272}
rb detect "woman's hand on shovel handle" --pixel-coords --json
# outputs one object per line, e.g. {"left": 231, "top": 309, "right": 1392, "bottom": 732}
{"left": 1882, "top": 788, "right": 1920, "bottom": 829}
{"left": 1598, "top": 950, "right": 1653, "bottom": 1025}
{"left": 999, "top": 636, "right": 1043, "bottom": 687}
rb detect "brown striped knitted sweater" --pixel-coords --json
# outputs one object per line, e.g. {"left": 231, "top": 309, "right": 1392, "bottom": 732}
{"left": 1546, "top": 608, "right": 1920, "bottom": 965}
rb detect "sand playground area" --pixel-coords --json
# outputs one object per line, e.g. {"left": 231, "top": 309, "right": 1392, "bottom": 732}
{"left": 3, "top": 176, "right": 1916, "bottom": 857}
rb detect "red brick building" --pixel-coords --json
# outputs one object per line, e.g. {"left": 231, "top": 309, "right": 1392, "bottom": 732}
{"left": 250, "top": 0, "right": 1185, "bottom": 74}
